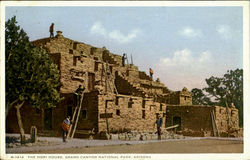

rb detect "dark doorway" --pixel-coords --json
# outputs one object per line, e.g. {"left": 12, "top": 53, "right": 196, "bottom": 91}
{"left": 88, "top": 73, "right": 95, "bottom": 91}
{"left": 44, "top": 108, "right": 52, "bottom": 130}
{"left": 173, "top": 116, "right": 181, "bottom": 131}
{"left": 67, "top": 106, "right": 73, "bottom": 118}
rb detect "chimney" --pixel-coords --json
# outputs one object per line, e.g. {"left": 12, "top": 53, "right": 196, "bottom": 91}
{"left": 56, "top": 31, "right": 63, "bottom": 37}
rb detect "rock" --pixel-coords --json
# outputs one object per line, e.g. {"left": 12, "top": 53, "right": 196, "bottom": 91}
{"left": 25, "top": 143, "right": 32, "bottom": 147}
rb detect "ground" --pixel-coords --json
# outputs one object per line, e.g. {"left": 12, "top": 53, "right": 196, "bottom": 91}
{"left": 6, "top": 134, "right": 243, "bottom": 154}
{"left": 28, "top": 139, "right": 243, "bottom": 153}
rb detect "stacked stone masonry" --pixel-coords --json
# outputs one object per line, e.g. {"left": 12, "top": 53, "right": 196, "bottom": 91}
{"left": 6, "top": 31, "right": 240, "bottom": 138}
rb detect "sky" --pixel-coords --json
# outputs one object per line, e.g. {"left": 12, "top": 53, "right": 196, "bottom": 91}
{"left": 5, "top": 6, "right": 243, "bottom": 91}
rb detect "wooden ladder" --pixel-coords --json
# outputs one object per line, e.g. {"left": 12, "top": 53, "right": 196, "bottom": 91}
{"left": 101, "top": 61, "right": 119, "bottom": 134}
{"left": 66, "top": 91, "right": 85, "bottom": 140}
{"left": 211, "top": 110, "right": 220, "bottom": 137}
{"left": 102, "top": 61, "right": 118, "bottom": 94}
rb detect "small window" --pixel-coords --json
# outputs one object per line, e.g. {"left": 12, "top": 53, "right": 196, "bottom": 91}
{"left": 73, "top": 42, "right": 77, "bottom": 50}
{"left": 115, "top": 97, "right": 119, "bottom": 105}
{"left": 142, "top": 100, "right": 146, "bottom": 108}
{"left": 90, "top": 48, "right": 95, "bottom": 55}
{"left": 156, "top": 113, "right": 160, "bottom": 119}
{"left": 128, "top": 98, "right": 133, "bottom": 108}
{"left": 184, "top": 97, "right": 187, "bottom": 100}
{"left": 219, "top": 109, "right": 222, "bottom": 114}
{"left": 116, "top": 109, "right": 120, "bottom": 116}
{"left": 73, "top": 56, "right": 77, "bottom": 66}
{"left": 69, "top": 49, "right": 73, "bottom": 54}
{"left": 94, "top": 62, "right": 99, "bottom": 71}
{"left": 160, "top": 104, "right": 163, "bottom": 111}
{"left": 142, "top": 110, "right": 146, "bottom": 119}
{"left": 67, "top": 106, "right": 72, "bottom": 118}
{"left": 81, "top": 110, "right": 87, "bottom": 119}
{"left": 109, "top": 66, "right": 113, "bottom": 73}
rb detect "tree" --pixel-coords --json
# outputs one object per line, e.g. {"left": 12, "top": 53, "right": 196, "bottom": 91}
{"left": 5, "top": 16, "right": 62, "bottom": 143}
{"left": 191, "top": 69, "right": 243, "bottom": 126}
{"left": 203, "top": 69, "right": 243, "bottom": 126}
{"left": 191, "top": 88, "right": 212, "bottom": 105}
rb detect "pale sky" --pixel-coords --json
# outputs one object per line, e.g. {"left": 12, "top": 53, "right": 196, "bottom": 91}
{"left": 5, "top": 6, "right": 243, "bottom": 91}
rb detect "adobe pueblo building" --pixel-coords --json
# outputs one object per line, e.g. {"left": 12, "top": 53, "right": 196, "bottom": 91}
{"left": 6, "top": 31, "right": 240, "bottom": 138}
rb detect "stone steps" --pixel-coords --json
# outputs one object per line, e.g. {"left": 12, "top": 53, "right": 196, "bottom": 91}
{"left": 117, "top": 72, "right": 146, "bottom": 96}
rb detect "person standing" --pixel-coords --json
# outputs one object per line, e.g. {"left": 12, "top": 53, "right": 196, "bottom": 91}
{"left": 122, "top": 53, "right": 127, "bottom": 67}
{"left": 74, "top": 84, "right": 85, "bottom": 107}
{"left": 155, "top": 114, "right": 162, "bottom": 140}
{"left": 149, "top": 68, "right": 154, "bottom": 80}
{"left": 61, "top": 116, "right": 71, "bottom": 142}
{"left": 49, "top": 23, "right": 54, "bottom": 38}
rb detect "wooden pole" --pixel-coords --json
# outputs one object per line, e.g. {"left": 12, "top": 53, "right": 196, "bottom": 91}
{"left": 210, "top": 111, "right": 216, "bottom": 137}
{"left": 131, "top": 54, "right": 133, "bottom": 65}
{"left": 71, "top": 93, "right": 84, "bottom": 139}
{"left": 66, "top": 105, "right": 78, "bottom": 139}
{"left": 212, "top": 110, "right": 220, "bottom": 137}
{"left": 105, "top": 100, "right": 110, "bottom": 134}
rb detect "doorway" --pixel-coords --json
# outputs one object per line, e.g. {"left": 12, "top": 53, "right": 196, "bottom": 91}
{"left": 44, "top": 108, "right": 52, "bottom": 130}
{"left": 173, "top": 116, "right": 181, "bottom": 131}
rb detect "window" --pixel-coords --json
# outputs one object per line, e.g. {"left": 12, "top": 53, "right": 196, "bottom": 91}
{"left": 115, "top": 97, "right": 119, "bottom": 105}
{"left": 116, "top": 109, "right": 120, "bottom": 116}
{"left": 160, "top": 103, "right": 163, "bottom": 111}
{"left": 142, "top": 110, "right": 145, "bottom": 119}
{"left": 109, "top": 66, "right": 113, "bottom": 73}
{"left": 69, "top": 49, "right": 73, "bottom": 54}
{"left": 219, "top": 108, "right": 222, "bottom": 114}
{"left": 73, "top": 56, "right": 77, "bottom": 66}
{"left": 94, "top": 62, "right": 99, "bottom": 71}
{"left": 142, "top": 100, "right": 146, "bottom": 108}
{"left": 81, "top": 110, "right": 87, "bottom": 119}
{"left": 128, "top": 98, "right": 133, "bottom": 108}
{"left": 67, "top": 106, "right": 73, "bottom": 118}
{"left": 156, "top": 113, "right": 160, "bottom": 118}
{"left": 90, "top": 47, "right": 95, "bottom": 55}
{"left": 73, "top": 42, "right": 77, "bottom": 50}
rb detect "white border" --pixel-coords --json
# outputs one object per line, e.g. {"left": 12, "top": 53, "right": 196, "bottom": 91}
{"left": 0, "top": 1, "right": 249, "bottom": 160}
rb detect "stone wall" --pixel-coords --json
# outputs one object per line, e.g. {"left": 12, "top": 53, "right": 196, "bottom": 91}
{"left": 5, "top": 32, "right": 237, "bottom": 138}
{"left": 165, "top": 105, "right": 239, "bottom": 137}
{"left": 214, "top": 105, "right": 239, "bottom": 136}
{"left": 6, "top": 105, "right": 43, "bottom": 134}
{"left": 97, "top": 94, "right": 166, "bottom": 133}
{"left": 166, "top": 105, "right": 214, "bottom": 136}
{"left": 169, "top": 87, "right": 192, "bottom": 105}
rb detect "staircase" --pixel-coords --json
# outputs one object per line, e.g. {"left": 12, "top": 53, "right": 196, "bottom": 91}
{"left": 103, "top": 50, "right": 121, "bottom": 66}
{"left": 139, "top": 71, "right": 152, "bottom": 81}
{"left": 115, "top": 72, "right": 148, "bottom": 97}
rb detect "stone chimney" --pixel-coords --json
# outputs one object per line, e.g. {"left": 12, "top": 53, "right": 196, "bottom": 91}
{"left": 56, "top": 31, "right": 63, "bottom": 38}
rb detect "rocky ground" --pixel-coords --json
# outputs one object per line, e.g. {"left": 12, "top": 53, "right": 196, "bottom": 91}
{"left": 5, "top": 133, "right": 243, "bottom": 154}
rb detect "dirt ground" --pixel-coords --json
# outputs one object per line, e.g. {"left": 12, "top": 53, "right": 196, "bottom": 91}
{"left": 28, "top": 139, "right": 243, "bottom": 153}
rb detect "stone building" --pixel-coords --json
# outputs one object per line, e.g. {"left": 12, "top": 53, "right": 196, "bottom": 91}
{"left": 6, "top": 31, "right": 240, "bottom": 138}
